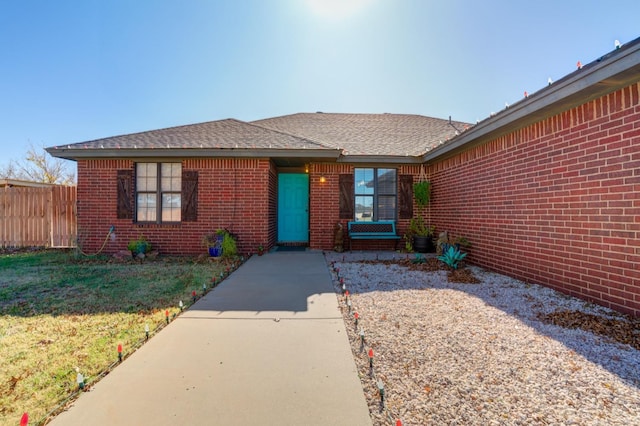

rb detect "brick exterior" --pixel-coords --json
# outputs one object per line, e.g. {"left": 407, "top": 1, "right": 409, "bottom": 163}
{"left": 77, "top": 158, "right": 275, "bottom": 256}
{"left": 76, "top": 83, "right": 639, "bottom": 316}
{"left": 307, "top": 84, "right": 640, "bottom": 316}
{"left": 424, "top": 83, "right": 640, "bottom": 316}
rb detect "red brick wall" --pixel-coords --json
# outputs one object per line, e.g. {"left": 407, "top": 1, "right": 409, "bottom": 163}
{"left": 77, "top": 158, "right": 273, "bottom": 255}
{"left": 427, "top": 83, "right": 640, "bottom": 316}
{"left": 267, "top": 162, "right": 278, "bottom": 250}
{"left": 309, "top": 163, "right": 349, "bottom": 250}
{"left": 308, "top": 163, "right": 422, "bottom": 251}
{"left": 77, "top": 83, "right": 639, "bottom": 316}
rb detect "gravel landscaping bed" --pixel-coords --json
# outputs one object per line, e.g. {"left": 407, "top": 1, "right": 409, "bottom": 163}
{"left": 325, "top": 252, "right": 640, "bottom": 426}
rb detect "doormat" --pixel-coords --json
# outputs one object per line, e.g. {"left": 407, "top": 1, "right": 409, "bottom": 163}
{"left": 276, "top": 246, "right": 307, "bottom": 252}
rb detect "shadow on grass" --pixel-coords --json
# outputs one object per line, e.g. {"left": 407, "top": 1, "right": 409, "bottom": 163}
{"left": 0, "top": 250, "right": 238, "bottom": 317}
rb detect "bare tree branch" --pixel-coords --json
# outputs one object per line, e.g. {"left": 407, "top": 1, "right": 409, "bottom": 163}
{"left": 0, "top": 144, "right": 75, "bottom": 185}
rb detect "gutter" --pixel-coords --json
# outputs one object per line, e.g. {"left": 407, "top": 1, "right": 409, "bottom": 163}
{"left": 422, "top": 36, "right": 640, "bottom": 163}
{"left": 45, "top": 147, "right": 342, "bottom": 162}
{"left": 336, "top": 154, "right": 423, "bottom": 164}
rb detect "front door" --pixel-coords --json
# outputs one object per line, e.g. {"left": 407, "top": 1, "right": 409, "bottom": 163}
{"left": 278, "top": 173, "right": 309, "bottom": 243}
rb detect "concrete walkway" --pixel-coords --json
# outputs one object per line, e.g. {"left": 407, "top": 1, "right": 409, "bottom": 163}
{"left": 50, "top": 251, "right": 372, "bottom": 426}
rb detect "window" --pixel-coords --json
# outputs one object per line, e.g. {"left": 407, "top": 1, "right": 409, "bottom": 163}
{"left": 354, "top": 168, "right": 397, "bottom": 221}
{"left": 136, "top": 163, "right": 182, "bottom": 223}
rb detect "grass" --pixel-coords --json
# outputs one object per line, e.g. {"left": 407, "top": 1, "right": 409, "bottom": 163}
{"left": 0, "top": 250, "right": 235, "bottom": 425}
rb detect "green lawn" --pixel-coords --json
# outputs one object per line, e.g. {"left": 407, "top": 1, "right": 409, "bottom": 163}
{"left": 0, "top": 250, "right": 235, "bottom": 425}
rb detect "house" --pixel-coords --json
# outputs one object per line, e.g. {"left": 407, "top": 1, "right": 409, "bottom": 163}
{"left": 48, "top": 37, "right": 640, "bottom": 316}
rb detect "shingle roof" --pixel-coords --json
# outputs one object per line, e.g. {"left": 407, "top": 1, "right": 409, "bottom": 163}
{"left": 54, "top": 118, "right": 330, "bottom": 151}
{"left": 48, "top": 113, "right": 471, "bottom": 160}
{"left": 253, "top": 113, "right": 470, "bottom": 156}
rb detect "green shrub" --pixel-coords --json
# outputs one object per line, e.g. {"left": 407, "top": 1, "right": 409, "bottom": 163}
{"left": 218, "top": 230, "right": 237, "bottom": 257}
{"left": 127, "top": 235, "right": 151, "bottom": 254}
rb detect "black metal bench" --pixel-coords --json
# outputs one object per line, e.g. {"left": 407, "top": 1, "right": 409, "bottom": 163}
{"left": 347, "top": 220, "right": 401, "bottom": 250}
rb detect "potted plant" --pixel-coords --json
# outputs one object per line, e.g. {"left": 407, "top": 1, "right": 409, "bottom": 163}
{"left": 202, "top": 232, "right": 224, "bottom": 257}
{"left": 413, "top": 180, "right": 431, "bottom": 208}
{"left": 405, "top": 180, "right": 434, "bottom": 253}
{"left": 257, "top": 245, "right": 265, "bottom": 256}
{"left": 406, "top": 216, "right": 435, "bottom": 253}
{"left": 127, "top": 235, "right": 152, "bottom": 257}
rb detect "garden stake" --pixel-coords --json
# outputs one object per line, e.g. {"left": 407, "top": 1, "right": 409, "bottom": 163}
{"left": 165, "top": 309, "right": 170, "bottom": 324}
{"left": 20, "top": 413, "right": 28, "bottom": 426}
{"left": 76, "top": 368, "right": 85, "bottom": 390}
{"left": 145, "top": 324, "right": 150, "bottom": 340}
{"left": 117, "top": 344, "right": 123, "bottom": 362}
{"left": 179, "top": 300, "right": 184, "bottom": 311}
{"left": 359, "top": 328, "right": 365, "bottom": 349}
{"left": 192, "top": 290, "right": 197, "bottom": 303}
{"left": 341, "top": 282, "right": 346, "bottom": 294}
{"left": 344, "top": 290, "right": 349, "bottom": 300}
{"left": 347, "top": 299, "right": 352, "bottom": 313}
{"left": 368, "top": 348, "right": 374, "bottom": 370}
{"left": 377, "top": 380, "right": 385, "bottom": 405}
{"left": 202, "top": 283, "right": 206, "bottom": 295}
{"left": 354, "top": 312, "right": 359, "bottom": 329}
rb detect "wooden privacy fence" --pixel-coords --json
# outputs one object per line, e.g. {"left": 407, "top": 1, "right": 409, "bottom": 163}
{"left": 0, "top": 185, "right": 77, "bottom": 248}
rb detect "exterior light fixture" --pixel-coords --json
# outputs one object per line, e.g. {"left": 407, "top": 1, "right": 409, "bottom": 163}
{"left": 319, "top": 176, "right": 327, "bottom": 183}
{"left": 145, "top": 324, "right": 150, "bottom": 340}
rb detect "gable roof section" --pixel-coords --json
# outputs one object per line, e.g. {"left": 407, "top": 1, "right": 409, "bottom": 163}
{"left": 253, "top": 113, "right": 469, "bottom": 158}
{"left": 47, "top": 118, "right": 340, "bottom": 161}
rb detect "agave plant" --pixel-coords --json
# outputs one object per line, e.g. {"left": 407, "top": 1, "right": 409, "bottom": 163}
{"left": 437, "top": 246, "right": 467, "bottom": 270}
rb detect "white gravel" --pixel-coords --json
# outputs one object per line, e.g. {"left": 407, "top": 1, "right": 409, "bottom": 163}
{"left": 325, "top": 252, "right": 640, "bottom": 426}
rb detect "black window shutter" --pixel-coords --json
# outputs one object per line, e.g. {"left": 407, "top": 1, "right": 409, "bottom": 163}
{"left": 116, "top": 170, "right": 133, "bottom": 219}
{"left": 182, "top": 170, "right": 198, "bottom": 222}
{"left": 339, "top": 174, "right": 354, "bottom": 219}
{"left": 399, "top": 174, "right": 413, "bottom": 219}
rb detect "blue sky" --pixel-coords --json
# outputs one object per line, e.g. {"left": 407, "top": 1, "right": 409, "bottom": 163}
{"left": 1, "top": 0, "right": 638, "bottom": 169}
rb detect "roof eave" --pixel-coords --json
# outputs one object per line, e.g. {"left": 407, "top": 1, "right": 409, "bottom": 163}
{"left": 422, "top": 37, "right": 640, "bottom": 163}
{"left": 338, "top": 154, "right": 423, "bottom": 164}
{"left": 45, "top": 147, "right": 342, "bottom": 161}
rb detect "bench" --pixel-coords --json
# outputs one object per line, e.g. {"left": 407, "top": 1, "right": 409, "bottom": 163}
{"left": 347, "top": 220, "right": 401, "bottom": 250}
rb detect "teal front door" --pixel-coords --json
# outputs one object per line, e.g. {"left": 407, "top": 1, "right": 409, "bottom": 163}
{"left": 278, "top": 173, "right": 309, "bottom": 243}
